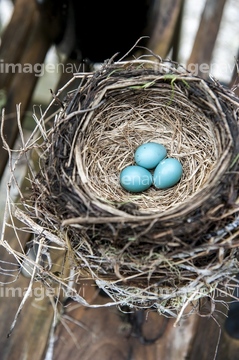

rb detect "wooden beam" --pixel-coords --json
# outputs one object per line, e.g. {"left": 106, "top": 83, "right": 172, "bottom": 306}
{"left": 171, "top": 0, "right": 185, "bottom": 61}
{"left": 147, "top": 0, "right": 184, "bottom": 58}
{"left": 0, "top": 0, "right": 36, "bottom": 90}
{"left": 186, "top": 0, "right": 227, "bottom": 78}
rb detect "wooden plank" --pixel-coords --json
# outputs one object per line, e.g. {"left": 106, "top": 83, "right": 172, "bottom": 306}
{"left": 0, "top": 168, "right": 54, "bottom": 359}
{"left": 50, "top": 287, "right": 239, "bottom": 360}
{"left": 53, "top": 289, "right": 198, "bottom": 360}
{"left": 0, "top": 57, "right": 84, "bottom": 359}
{"left": 0, "top": 238, "right": 55, "bottom": 360}
{"left": 0, "top": 281, "right": 54, "bottom": 360}
{"left": 188, "top": 313, "right": 224, "bottom": 359}
{"left": 186, "top": 0, "right": 227, "bottom": 78}
{"left": 187, "top": 294, "right": 239, "bottom": 360}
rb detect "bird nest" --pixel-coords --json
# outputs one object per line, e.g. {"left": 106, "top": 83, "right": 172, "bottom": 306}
{"left": 6, "top": 56, "right": 239, "bottom": 319}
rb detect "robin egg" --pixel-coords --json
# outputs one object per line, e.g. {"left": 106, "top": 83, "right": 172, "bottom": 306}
{"left": 120, "top": 165, "right": 153, "bottom": 193}
{"left": 134, "top": 142, "right": 167, "bottom": 169}
{"left": 153, "top": 158, "right": 183, "bottom": 189}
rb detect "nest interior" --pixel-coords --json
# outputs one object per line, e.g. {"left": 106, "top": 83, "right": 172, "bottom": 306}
{"left": 82, "top": 82, "right": 220, "bottom": 212}
{"left": 27, "top": 58, "right": 239, "bottom": 315}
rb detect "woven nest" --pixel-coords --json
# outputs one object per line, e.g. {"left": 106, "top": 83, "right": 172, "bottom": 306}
{"left": 14, "top": 56, "right": 239, "bottom": 318}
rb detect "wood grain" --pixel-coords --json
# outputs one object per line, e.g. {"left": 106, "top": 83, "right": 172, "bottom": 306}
{"left": 53, "top": 286, "right": 198, "bottom": 360}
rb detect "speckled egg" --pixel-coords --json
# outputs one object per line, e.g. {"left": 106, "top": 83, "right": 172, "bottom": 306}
{"left": 153, "top": 158, "right": 183, "bottom": 189}
{"left": 120, "top": 165, "right": 153, "bottom": 192}
{"left": 134, "top": 142, "right": 167, "bottom": 169}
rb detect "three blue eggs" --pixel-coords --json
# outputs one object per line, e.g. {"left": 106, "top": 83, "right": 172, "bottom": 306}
{"left": 120, "top": 142, "right": 183, "bottom": 193}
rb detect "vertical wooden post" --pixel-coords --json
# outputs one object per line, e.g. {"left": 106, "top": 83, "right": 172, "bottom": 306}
{"left": 0, "top": 0, "right": 66, "bottom": 178}
{"left": 186, "top": 0, "right": 228, "bottom": 78}
{"left": 147, "top": 0, "right": 184, "bottom": 58}
{"left": 0, "top": 0, "right": 36, "bottom": 90}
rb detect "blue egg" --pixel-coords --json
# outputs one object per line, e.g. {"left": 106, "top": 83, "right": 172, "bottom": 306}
{"left": 134, "top": 142, "right": 167, "bottom": 169}
{"left": 120, "top": 165, "right": 153, "bottom": 192}
{"left": 153, "top": 158, "right": 183, "bottom": 189}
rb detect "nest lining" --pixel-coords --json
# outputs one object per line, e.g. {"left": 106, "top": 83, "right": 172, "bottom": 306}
{"left": 78, "top": 85, "right": 223, "bottom": 213}
{"left": 8, "top": 57, "right": 239, "bottom": 317}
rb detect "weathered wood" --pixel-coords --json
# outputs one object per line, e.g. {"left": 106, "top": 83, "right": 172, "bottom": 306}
{"left": 187, "top": 294, "right": 239, "bottom": 360}
{"left": 186, "top": 0, "right": 227, "bottom": 78}
{"left": 0, "top": 0, "right": 53, "bottom": 178}
{"left": 188, "top": 312, "right": 224, "bottom": 359}
{"left": 0, "top": 57, "right": 83, "bottom": 359}
{"left": 147, "top": 0, "right": 184, "bottom": 58}
{"left": 0, "top": 0, "right": 36, "bottom": 90}
{"left": 218, "top": 331, "right": 239, "bottom": 360}
{"left": 0, "top": 168, "right": 54, "bottom": 359}
{"left": 53, "top": 290, "right": 198, "bottom": 360}
{"left": 0, "top": 239, "right": 54, "bottom": 360}
{"left": 0, "top": 281, "right": 54, "bottom": 360}
{"left": 51, "top": 292, "right": 239, "bottom": 360}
